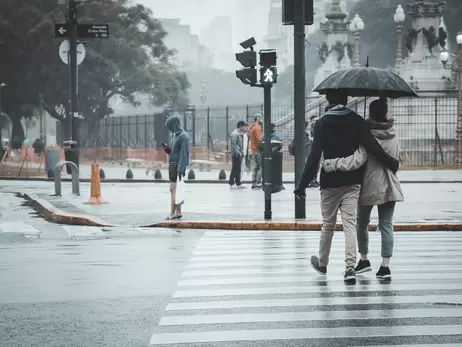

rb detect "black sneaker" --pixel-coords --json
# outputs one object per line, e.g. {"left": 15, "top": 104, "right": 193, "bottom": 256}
{"left": 344, "top": 267, "right": 356, "bottom": 283}
{"left": 376, "top": 266, "right": 392, "bottom": 279}
{"left": 355, "top": 259, "right": 372, "bottom": 274}
{"left": 310, "top": 255, "right": 327, "bottom": 275}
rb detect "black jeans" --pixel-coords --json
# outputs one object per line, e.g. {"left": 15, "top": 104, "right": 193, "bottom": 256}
{"left": 229, "top": 156, "right": 242, "bottom": 186}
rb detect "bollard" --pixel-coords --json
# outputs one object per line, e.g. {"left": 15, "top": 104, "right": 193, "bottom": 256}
{"left": 218, "top": 169, "right": 226, "bottom": 180}
{"left": 85, "top": 163, "right": 107, "bottom": 204}
{"left": 188, "top": 169, "right": 195, "bottom": 180}
{"left": 126, "top": 168, "right": 133, "bottom": 179}
{"left": 47, "top": 168, "right": 55, "bottom": 179}
{"left": 99, "top": 168, "right": 105, "bottom": 179}
{"left": 154, "top": 169, "right": 162, "bottom": 180}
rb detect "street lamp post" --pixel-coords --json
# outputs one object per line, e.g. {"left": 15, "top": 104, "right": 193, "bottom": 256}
{"left": 394, "top": 5, "right": 406, "bottom": 68}
{"left": 0, "top": 83, "right": 6, "bottom": 139}
{"left": 199, "top": 80, "right": 208, "bottom": 104}
{"left": 349, "top": 14, "right": 364, "bottom": 67}
{"left": 440, "top": 32, "right": 462, "bottom": 164}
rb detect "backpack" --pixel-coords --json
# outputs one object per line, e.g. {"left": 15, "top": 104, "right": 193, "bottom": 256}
{"left": 288, "top": 139, "right": 295, "bottom": 156}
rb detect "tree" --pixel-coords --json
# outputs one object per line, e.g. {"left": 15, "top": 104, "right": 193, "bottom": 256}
{"left": 0, "top": 0, "right": 189, "bottom": 140}
{"left": 350, "top": 0, "right": 462, "bottom": 69}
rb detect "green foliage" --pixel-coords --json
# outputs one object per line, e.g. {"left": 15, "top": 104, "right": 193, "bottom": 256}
{"left": 0, "top": 0, "right": 189, "bottom": 137}
{"left": 350, "top": 0, "right": 462, "bottom": 68}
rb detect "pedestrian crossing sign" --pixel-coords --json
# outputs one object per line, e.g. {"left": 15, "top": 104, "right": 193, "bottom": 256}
{"left": 260, "top": 67, "right": 277, "bottom": 85}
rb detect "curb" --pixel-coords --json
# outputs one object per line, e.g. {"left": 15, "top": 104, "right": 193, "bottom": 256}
{"left": 147, "top": 220, "right": 462, "bottom": 232}
{"left": 22, "top": 193, "right": 112, "bottom": 227}
{"left": 2, "top": 176, "right": 462, "bottom": 184}
{"left": 21, "top": 194, "right": 462, "bottom": 232}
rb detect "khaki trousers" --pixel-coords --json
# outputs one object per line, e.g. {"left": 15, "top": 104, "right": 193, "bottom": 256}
{"left": 318, "top": 184, "right": 361, "bottom": 268}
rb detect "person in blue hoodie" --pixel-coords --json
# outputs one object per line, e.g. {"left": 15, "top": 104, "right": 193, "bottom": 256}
{"left": 163, "top": 116, "right": 190, "bottom": 220}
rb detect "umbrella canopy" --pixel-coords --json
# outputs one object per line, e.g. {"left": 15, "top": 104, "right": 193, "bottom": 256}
{"left": 313, "top": 66, "right": 418, "bottom": 99}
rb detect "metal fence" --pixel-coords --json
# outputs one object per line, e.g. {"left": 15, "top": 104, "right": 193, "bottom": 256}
{"left": 74, "top": 94, "right": 460, "bottom": 168}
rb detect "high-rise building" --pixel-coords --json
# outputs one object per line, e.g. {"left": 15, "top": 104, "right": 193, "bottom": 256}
{"left": 159, "top": 18, "right": 213, "bottom": 70}
{"left": 200, "top": 16, "right": 234, "bottom": 71}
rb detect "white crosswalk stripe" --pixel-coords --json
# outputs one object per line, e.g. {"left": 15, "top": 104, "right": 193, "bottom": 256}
{"left": 0, "top": 222, "right": 42, "bottom": 238}
{"left": 150, "top": 230, "right": 462, "bottom": 346}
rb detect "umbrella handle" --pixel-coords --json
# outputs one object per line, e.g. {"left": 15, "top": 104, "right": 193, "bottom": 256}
{"left": 363, "top": 97, "right": 366, "bottom": 119}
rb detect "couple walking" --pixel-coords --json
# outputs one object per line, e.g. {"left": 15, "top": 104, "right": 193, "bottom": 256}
{"left": 294, "top": 92, "right": 403, "bottom": 284}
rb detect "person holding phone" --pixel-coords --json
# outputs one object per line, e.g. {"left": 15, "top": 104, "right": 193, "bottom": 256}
{"left": 163, "top": 116, "right": 190, "bottom": 220}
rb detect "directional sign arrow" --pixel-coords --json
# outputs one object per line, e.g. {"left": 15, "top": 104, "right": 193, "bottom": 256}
{"left": 54, "top": 24, "right": 69, "bottom": 38}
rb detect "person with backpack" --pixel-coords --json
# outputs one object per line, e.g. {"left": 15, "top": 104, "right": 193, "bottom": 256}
{"left": 289, "top": 118, "right": 320, "bottom": 187}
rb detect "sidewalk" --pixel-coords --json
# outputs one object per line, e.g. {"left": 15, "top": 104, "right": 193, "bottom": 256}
{"left": 4, "top": 180, "right": 462, "bottom": 230}
{"left": 2, "top": 162, "right": 462, "bottom": 183}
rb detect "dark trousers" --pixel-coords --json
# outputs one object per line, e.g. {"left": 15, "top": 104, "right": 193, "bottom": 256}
{"left": 229, "top": 156, "right": 242, "bottom": 186}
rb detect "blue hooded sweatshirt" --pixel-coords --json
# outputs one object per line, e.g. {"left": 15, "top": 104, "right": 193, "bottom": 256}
{"left": 165, "top": 116, "right": 190, "bottom": 173}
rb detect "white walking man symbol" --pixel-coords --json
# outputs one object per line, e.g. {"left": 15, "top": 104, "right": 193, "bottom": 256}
{"left": 263, "top": 68, "right": 273, "bottom": 83}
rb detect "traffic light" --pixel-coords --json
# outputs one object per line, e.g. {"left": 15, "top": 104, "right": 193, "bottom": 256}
{"left": 259, "top": 50, "right": 278, "bottom": 85}
{"left": 282, "top": 0, "right": 314, "bottom": 25}
{"left": 235, "top": 38, "right": 257, "bottom": 85}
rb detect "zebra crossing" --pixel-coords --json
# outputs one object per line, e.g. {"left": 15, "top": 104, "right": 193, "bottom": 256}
{"left": 0, "top": 221, "right": 169, "bottom": 239}
{"left": 150, "top": 230, "right": 462, "bottom": 347}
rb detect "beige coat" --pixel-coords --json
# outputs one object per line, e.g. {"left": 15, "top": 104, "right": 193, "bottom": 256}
{"left": 359, "top": 120, "right": 404, "bottom": 206}
{"left": 323, "top": 119, "right": 404, "bottom": 206}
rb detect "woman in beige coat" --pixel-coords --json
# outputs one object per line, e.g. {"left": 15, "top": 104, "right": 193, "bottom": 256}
{"left": 323, "top": 98, "right": 403, "bottom": 279}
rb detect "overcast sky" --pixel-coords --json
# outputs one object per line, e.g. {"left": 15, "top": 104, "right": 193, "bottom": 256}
{"left": 133, "top": 0, "right": 270, "bottom": 48}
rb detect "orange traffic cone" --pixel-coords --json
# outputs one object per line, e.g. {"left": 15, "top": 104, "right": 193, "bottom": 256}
{"left": 84, "top": 163, "right": 107, "bottom": 204}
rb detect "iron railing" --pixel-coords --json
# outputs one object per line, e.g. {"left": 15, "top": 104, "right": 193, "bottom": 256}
{"left": 73, "top": 93, "right": 460, "bottom": 168}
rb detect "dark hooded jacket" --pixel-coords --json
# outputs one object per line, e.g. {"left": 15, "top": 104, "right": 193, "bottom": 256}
{"left": 297, "top": 105, "right": 399, "bottom": 190}
{"left": 165, "top": 116, "right": 190, "bottom": 174}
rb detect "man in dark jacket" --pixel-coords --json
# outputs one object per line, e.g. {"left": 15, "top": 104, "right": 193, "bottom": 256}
{"left": 294, "top": 92, "right": 399, "bottom": 284}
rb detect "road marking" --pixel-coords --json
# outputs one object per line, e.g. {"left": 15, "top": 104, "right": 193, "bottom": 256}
{"left": 173, "top": 282, "right": 462, "bottom": 298}
{"left": 0, "top": 222, "right": 41, "bottom": 238}
{"left": 186, "top": 257, "right": 461, "bottom": 269}
{"left": 189, "top": 251, "right": 462, "bottom": 262}
{"left": 177, "top": 271, "right": 462, "bottom": 286}
{"left": 182, "top": 264, "right": 462, "bottom": 277}
{"left": 150, "top": 325, "right": 462, "bottom": 345}
{"left": 150, "top": 231, "right": 462, "bottom": 346}
{"left": 159, "top": 307, "right": 462, "bottom": 326}
{"left": 62, "top": 226, "right": 105, "bottom": 237}
{"left": 166, "top": 294, "right": 462, "bottom": 311}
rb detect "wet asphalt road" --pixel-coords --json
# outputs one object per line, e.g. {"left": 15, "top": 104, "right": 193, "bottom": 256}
{"left": 0, "top": 233, "right": 200, "bottom": 347}
{"left": 1, "top": 192, "right": 462, "bottom": 347}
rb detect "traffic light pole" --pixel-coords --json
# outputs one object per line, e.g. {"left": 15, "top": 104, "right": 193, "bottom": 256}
{"left": 68, "top": 0, "right": 78, "bottom": 143}
{"left": 293, "top": 0, "right": 306, "bottom": 219}
{"left": 263, "top": 84, "right": 272, "bottom": 220}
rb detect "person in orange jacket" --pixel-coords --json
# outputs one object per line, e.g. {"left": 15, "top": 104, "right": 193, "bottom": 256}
{"left": 249, "top": 115, "right": 263, "bottom": 188}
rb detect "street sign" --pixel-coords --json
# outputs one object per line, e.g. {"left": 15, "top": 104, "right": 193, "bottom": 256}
{"left": 260, "top": 67, "right": 277, "bottom": 84}
{"left": 55, "top": 24, "right": 68, "bottom": 38}
{"left": 59, "top": 40, "right": 86, "bottom": 65}
{"left": 54, "top": 24, "right": 109, "bottom": 38}
{"left": 77, "top": 24, "right": 109, "bottom": 38}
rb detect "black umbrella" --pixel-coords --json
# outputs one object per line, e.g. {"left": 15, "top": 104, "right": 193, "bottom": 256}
{"left": 313, "top": 65, "right": 418, "bottom": 99}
